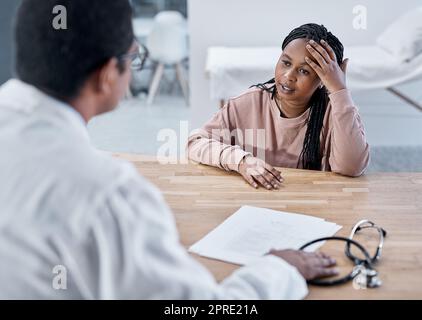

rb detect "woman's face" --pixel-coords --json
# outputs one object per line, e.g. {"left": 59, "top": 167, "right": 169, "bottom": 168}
{"left": 275, "top": 38, "right": 322, "bottom": 106}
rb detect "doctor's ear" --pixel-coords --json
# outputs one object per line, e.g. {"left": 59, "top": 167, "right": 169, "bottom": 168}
{"left": 95, "top": 58, "right": 120, "bottom": 95}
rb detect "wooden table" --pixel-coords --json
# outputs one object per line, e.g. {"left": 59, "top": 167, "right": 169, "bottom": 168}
{"left": 113, "top": 153, "right": 422, "bottom": 299}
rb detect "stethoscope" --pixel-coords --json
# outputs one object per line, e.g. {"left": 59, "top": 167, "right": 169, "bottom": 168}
{"left": 299, "top": 220, "right": 387, "bottom": 288}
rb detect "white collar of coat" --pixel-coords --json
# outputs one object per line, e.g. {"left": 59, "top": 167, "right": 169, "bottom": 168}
{"left": 0, "top": 78, "right": 90, "bottom": 142}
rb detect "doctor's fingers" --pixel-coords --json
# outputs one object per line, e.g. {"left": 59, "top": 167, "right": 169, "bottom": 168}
{"left": 313, "top": 267, "right": 340, "bottom": 279}
{"left": 316, "top": 251, "right": 337, "bottom": 264}
{"left": 305, "top": 252, "right": 337, "bottom": 267}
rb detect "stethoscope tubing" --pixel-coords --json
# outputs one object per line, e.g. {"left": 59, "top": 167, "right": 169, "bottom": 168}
{"left": 299, "top": 236, "right": 374, "bottom": 286}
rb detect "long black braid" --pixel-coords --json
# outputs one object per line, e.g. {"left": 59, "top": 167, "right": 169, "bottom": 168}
{"left": 253, "top": 23, "right": 344, "bottom": 170}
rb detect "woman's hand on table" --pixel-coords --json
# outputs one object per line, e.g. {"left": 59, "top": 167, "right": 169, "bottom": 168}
{"left": 238, "top": 155, "right": 283, "bottom": 190}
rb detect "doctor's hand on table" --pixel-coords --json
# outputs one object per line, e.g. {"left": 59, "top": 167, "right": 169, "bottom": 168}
{"left": 238, "top": 155, "right": 283, "bottom": 190}
{"left": 268, "top": 249, "right": 339, "bottom": 280}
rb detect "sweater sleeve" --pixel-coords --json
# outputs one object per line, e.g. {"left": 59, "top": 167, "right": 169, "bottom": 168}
{"left": 327, "top": 89, "right": 370, "bottom": 177}
{"left": 187, "top": 102, "right": 252, "bottom": 172}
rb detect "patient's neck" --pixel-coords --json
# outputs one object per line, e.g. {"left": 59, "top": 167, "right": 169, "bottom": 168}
{"left": 276, "top": 94, "right": 309, "bottom": 118}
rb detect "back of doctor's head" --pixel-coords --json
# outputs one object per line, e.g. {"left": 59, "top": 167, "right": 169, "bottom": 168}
{"left": 14, "top": 0, "right": 134, "bottom": 100}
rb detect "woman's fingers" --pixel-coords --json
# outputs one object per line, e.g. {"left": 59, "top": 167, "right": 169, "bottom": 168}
{"left": 304, "top": 56, "right": 322, "bottom": 76}
{"left": 266, "top": 175, "right": 281, "bottom": 189}
{"left": 263, "top": 170, "right": 281, "bottom": 189}
{"left": 320, "top": 39, "right": 336, "bottom": 61}
{"left": 239, "top": 157, "right": 283, "bottom": 190}
{"left": 253, "top": 174, "right": 274, "bottom": 190}
{"left": 249, "top": 168, "right": 277, "bottom": 189}
{"left": 308, "top": 40, "right": 331, "bottom": 64}
{"left": 306, "top": 43, "right": 327, "bottom": 68}
{"left": 264, "top": 163, "right": 284, "bottom": 183}
{"left": 259, "top": 167, "right": 279, "bottom": 189}
{"left": 240, "top": 172, "right": 258, "bottom": 189}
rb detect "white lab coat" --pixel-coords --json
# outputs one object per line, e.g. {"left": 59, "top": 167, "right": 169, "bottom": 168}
{"left": 0, "top": 79, "right": 308, "bottom": 299}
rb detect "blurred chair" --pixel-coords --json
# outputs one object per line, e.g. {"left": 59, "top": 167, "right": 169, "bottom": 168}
{"left": 146, "top": 11, "right": 189, "bottom": 105}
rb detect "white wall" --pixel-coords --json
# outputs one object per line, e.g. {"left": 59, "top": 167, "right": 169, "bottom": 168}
{"left": 188, "top": 0, "right": 422, "bottom": 129}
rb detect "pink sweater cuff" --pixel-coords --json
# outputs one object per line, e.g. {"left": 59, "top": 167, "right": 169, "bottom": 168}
{"left": 222, "top": 147, "right": 252, "bottom": 172}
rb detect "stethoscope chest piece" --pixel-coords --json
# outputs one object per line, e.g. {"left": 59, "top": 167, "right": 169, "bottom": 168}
{"left": 352, "top": 264, "right": 382, "bottom": 289}
{"left": 366, "top": 269, "right": 382, "bottom": 288}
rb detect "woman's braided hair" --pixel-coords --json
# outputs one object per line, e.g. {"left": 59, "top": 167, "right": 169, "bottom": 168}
{"left": 253, "top": 23, "right": 344, "bottom": 170}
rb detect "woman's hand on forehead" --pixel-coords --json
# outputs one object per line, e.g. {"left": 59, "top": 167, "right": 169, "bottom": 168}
{"left": 304, "top": 39, "right": 349, "bottom": 94}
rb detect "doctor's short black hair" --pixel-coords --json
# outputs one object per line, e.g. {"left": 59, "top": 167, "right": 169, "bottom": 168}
{"left": 14, "top": 0, "right": 134, "bottom": 100}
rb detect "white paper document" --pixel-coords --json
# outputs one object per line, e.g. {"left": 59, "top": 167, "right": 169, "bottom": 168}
{"left": 189, "top": 206, "right": 342, "bottom": 265}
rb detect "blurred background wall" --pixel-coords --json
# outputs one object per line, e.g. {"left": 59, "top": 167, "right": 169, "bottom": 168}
{"left": 0, "top": 0, "right": 20, "bottom": 85}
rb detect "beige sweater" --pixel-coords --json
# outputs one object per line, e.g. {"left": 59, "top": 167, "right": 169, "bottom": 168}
{"left": 187, "top": 87, "right": 370, "bottom": 177}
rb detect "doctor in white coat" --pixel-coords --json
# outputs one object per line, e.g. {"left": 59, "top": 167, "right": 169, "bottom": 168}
{"left": 0, "top": 0, "right": 338, "bottom": 299}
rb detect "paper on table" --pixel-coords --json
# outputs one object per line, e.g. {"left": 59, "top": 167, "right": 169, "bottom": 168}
{"left": 189, "top": 205, "right": 342, "bottom": 265}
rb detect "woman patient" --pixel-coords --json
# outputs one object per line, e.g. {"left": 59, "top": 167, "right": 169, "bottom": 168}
{"left": 188, "top": 23, "right": 370, "bottom": 189}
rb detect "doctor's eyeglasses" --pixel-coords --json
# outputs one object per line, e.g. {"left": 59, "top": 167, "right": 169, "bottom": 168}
{"left": 299, "top": 220, "right": 387, "bottom": 288}
{"left": 117, "top": 42, "right": 148, "bottom": 71}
